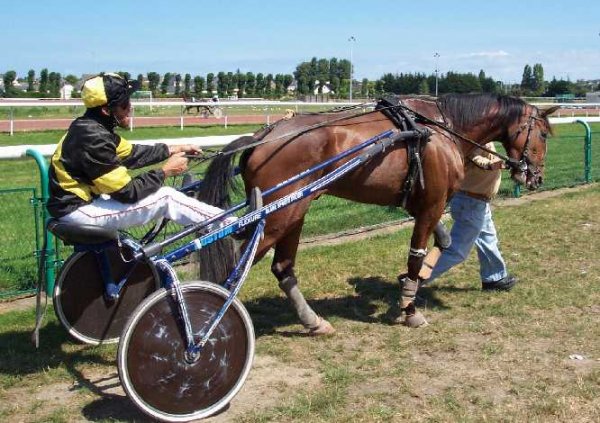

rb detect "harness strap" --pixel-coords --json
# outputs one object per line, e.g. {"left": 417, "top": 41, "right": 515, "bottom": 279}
{"left": 376, "top": 99, "right": 430, "bottom": 208}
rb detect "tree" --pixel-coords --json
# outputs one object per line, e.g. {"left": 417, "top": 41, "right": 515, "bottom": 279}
{"left": 444, "top": 71, "right": 481, "bottom": 93}
{"left": 316, "top": 58, "right": 329, "bottom": 94}
{"left": 65, "top": 74, "right": 78, "bottom": 86}
{"left": 206, "top": 73, "right": 215, "bottom": 95}
{"left": 245, "top": 72, "right": 255, "bottom": 97}
{"left": 373, "top": 79, "right": 385, "bottom": 95}
{"left": 418, "top": 79, "right": 429, "bottom": 95}
{"left": 274, "top": 74, "right": 284, "bottom": 98}
{"left": 174, "top": 74, "right": 181, "bottom": 96}
{"left": 255, "top": 73, "right": 265, "bottom": 97}
{"left": 183, "top": 73, "right": 191, "bottom": 96}
{"left": 532, "top": 63, "right": 544, "bottom": 96}
{"left": 544, "top": 77, "right": 573, "bottom": 97}
{"left": 264, "top": 74, "right": 274, "bottom": 98}
{"left": 521, "top": 64, "right": 533, "bottom": 94}
{"left": 236, "top": 70, "right": 246, "bottom": 98}
{"left": 477, "top": 69, "right": 500, "bottom": 93}
{"left": 337, "top": 59, "right": 352, "bottom": 98}
{"left": 27, "top": 69, "right": 35, "bottom": 92}
{"left": 227, "top": 71, "right": 235, "bottom": 96}
{"left": 216, "top": 71, "right": 227, "bottom": 97}
{"left": 160, "top": 72, "right": 171, "bottom": 95}
{"left": 360, "top": 78, "right": 370, "bottom": 97}
{"left": 2, "top": 70, "right": 17, "bottom": 97}
{"left": 117, "top": 71, "right": 131, "bottom": 81}
{"left": 282, "top": 74, "right": 293, "bottom": 94}
{"left": 48, "top": 72, "right": 61, "bottom": 97}
{"left": 293, "top": 62, "right": 312, "bottom": 95}
{"left": 229, "top": 71, "right": 238, "bottom": 97}
{"left": 39, "top": 68, "right": 49, "bottom": 93}
{"left": 193, "top": 76, "right": 204, "bottom": 97}
{"left": 136, "top": 74, "right": 144, "bottom": 90}
{"left": 147, "top": 72, "right": 160, "bottom": 95}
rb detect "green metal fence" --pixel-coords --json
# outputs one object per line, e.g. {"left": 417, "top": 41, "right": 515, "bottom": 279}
{"left": 0, "top": 187, "right": 43, "bottom": 298}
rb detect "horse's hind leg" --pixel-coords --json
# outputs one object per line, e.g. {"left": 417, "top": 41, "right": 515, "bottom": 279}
{"left": 271, "top": 221, "right": 335, "bottom": 336}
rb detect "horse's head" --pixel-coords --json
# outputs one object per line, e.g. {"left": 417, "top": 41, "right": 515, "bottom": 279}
{"left": 504, "top": 104, "right": 559, "bottom": 190}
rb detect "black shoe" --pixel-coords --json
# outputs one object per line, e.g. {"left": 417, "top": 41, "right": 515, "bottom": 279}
{"left": 482, "top": 275, "right": 517, "bottom": 291}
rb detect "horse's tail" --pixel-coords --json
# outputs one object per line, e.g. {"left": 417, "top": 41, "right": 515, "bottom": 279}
{"left": 196, "top": 135, "right": 256, "bottom": 283}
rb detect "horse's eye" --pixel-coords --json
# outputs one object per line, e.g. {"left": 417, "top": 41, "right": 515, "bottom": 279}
{"left": 540, "top": 131, "right": 548, "bottom": 139}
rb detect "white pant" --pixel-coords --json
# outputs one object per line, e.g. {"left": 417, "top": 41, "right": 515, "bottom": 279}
{"left": 59, "top": 187, "right": 235, "bottom": 230}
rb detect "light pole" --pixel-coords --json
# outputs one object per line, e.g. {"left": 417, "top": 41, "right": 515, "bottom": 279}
{"left": 348, "top": 36, "right": 356, "bottom": 102}
{"left": 434, "top": 52, "right": 440, "bottom": 97}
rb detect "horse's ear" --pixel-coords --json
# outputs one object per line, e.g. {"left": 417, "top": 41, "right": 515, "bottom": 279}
{"left": 540, "top": 105, "right": 560, "bottom": 117}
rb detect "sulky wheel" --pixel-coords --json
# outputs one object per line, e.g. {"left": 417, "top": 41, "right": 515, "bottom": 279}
{"left": 118, "top": 281, "right": 255, "bottom": 422}
{"left": 53, "top": 245, "right": 160, "bottom": 345}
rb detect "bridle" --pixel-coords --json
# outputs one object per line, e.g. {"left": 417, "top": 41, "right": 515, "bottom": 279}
{"left": 507, "top": 108, "right": 548, "bottom": 182}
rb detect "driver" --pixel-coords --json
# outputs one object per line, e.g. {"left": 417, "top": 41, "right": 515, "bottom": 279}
{"left": 47, "top": 73, "right": 235, "bottom": 230}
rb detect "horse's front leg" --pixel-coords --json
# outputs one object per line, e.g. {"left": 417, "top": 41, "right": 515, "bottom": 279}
{"left": 271, "top": 221, "right": 335, "bottom": 336}
{"left": 399, "top": 217, "right": 436, "bottom": 328}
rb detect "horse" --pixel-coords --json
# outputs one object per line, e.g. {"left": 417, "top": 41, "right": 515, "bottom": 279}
{"left": 197, "top": 93, "right": 558, "bottom": 334}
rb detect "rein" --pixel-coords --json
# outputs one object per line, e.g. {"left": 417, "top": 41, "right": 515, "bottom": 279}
{"left": 391, "top": 103, "right": 530, "bottom": 171}
{"left": 188, "top": 100, "right": 538, "bottom": 175}
{"left": 187, "top": 105, "right": 382, "bottom": 166}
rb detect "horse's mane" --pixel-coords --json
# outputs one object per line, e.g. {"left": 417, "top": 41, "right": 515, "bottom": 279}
{"left": 437, "top": 93, "right": 528, "bottom": 132}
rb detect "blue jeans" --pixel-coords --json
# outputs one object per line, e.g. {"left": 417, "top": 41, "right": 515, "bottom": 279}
{"left": 428, "top": 192, "right": 507, "bottom": 284}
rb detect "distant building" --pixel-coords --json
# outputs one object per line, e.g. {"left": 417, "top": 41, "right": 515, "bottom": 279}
{"left": 286, "top": 79, "right": 297, "bottom": 93}
{"left": 585, "top": 92, "right": 600, "bottom": 103}
{"left": 61, "top": 84, "right": 74, "bottom": 99}
{"left": 313, "top": 80, "right": 333, "bottom": 95}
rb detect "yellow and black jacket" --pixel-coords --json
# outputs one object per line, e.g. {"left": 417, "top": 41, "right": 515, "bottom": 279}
{"left": 47, "top": 111, "right": 169, "bottom": 218}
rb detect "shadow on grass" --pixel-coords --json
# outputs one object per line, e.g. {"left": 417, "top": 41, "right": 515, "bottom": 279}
{"left": 81, "top": 396, "right": 151, "bottom": 422}
{"left": 245, "top": 275, "right": 464, "bottom": 336}
{"left": 0, "top": 277, "right": 477, "bottom": 421}
{"left": 0, "top": 320, "right": 148, "bottom": 421}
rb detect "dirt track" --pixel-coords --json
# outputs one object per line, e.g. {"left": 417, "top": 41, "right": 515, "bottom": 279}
{"left": 2, "top": 106, "right": 599, "bottom": 133}
{"left": 0, "top": 114, "right": 277, "bottom": 132}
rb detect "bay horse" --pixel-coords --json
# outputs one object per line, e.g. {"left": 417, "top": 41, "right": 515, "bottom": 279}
{"left": 197, "top": 93, "right": 558, "bottom": 334}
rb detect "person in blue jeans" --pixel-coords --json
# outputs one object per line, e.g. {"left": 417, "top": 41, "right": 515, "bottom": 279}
{"left": 426, "top": 142, "right": 517, "bottom": 291}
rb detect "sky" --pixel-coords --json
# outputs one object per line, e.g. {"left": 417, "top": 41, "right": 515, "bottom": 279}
{"left": 4, "top": 0, "right": 600, "bottom": 84}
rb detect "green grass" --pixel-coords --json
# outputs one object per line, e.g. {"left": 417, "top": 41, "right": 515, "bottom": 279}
{"left": 0, "top": 122, "right": 598, "bottom": 295}
{"left": 1, "top": 185, "right": 598, "bottom": 421}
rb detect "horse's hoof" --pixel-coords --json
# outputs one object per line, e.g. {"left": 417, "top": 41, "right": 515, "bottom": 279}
{"left": 404, "top": 311, "right": 428, "bottom": 328}
{"left": 308, "top": 318, "right": 336, "bottom": 336}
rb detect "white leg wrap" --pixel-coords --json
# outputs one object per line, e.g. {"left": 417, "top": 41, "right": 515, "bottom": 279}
{"left": 409, "top": 247, "right": 428, "bottom": 258}
{"left": 279, "top": 276, "right": 319, "bottom": 329}
{"left": 399, "top": 276, "right": 419, "bottom": 309}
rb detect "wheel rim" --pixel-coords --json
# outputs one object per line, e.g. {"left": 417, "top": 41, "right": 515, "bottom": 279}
{"left": 53, "top": 248, "right": 159, "bottom": 344}
{"left": 119, "top": 282, "right": 254, "bottom": 421}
